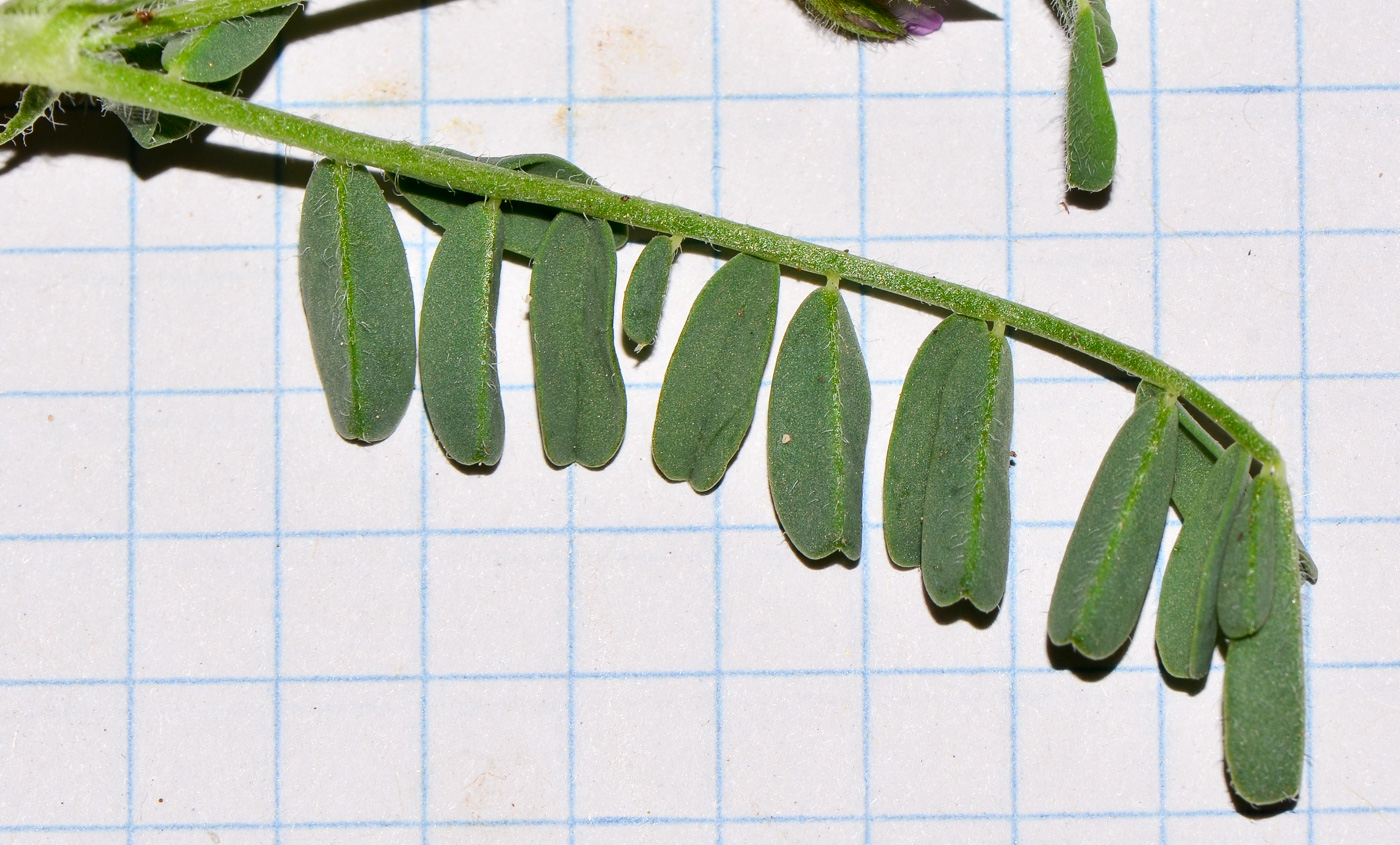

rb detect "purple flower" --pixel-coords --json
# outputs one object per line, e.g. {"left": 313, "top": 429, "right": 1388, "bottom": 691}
{"left": 888, "top": 1, "right": 944, "bottom": 36}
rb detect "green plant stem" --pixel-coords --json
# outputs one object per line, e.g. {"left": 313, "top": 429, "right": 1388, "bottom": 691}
{"left": 3, "top": 33, "right": 1284, "bottom": 471}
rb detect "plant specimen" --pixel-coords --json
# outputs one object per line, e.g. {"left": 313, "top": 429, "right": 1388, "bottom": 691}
{"left": 0, "top": 0, "right": 1311, "bottom": 812}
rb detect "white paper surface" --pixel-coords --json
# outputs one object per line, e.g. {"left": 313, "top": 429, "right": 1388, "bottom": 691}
{"left": 2, "top": 0, "right": 1398, "bottom": 842}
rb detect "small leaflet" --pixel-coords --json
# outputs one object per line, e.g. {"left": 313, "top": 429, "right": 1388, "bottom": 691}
{"left": 161, "top": 4, "right": 298, "bottom": 84}
{"left": 1140, "top": 382, "right": 1224, "bottom": 524}
{"left": 401, "top": 150, "right": 627, "bottom": 258}
{"left": 298, "top": 159, "right": 417, "bottom": 443}
{"left": 884, "top": 316, "right": 988, "bottom": 569}
{"left": 652, "top": 254, "right": 779, "bottom": 492}
{"left": 768, "top": 285, "right": 871, "bottom": 561}
{"left": 1223, "top": 501, "right": 1305, "bottom": 807}
{"left": 1155, "top": 443, "right": 1251, "bottom": 680}
{"left": 1065, "top": 0, "right": 1117, "bottom": 192}
{"left": 0, "top": 85, "right": 58, "bottom": 145}
{"left": 529, "top": 212, "right": 627, "bottom": 468}
{"left": 920, "top": 322, "right": 1014, "bottom": 612}
{"left": 1217, "top": 471, "right": 1289, "bottom": 639}
{"left": 622, "top": 235, "right": 680, "bottom": 350}
{"left": 1048, "top": 388, "right": 1178, "bottom": 659}
{"left": 419, "top": 201, "right": 506, "bottom": 466}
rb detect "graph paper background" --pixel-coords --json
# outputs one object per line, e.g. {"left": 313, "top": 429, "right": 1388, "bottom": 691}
{"left": 1, "top": 0, "right": 1398, "bottom": 842}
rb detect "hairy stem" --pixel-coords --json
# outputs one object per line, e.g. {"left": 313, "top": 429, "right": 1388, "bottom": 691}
{"left": 5, "top": 37, "right": 1284, "bottom": 469}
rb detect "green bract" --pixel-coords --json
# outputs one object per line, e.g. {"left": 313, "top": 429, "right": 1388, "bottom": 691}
{"left": 653, "top": 254, "right": 779, "bottom": 493}
{"left": 298, "top": 159, "right": 417, "bottom": 444}
{"left": 1049, "top": 387, "right": 1177, "bottom": 659}
{"left": 529, "top": 211, "right": 627, "bottom": 468}
{"left": 419, "top": 200, "right": 507, "bottom": 467}
{"left": 767, "top": 285, "right": 871, "bottom": 560}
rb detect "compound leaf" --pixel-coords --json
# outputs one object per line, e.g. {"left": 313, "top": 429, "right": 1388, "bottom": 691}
{"left": 884, "top": 315, "right": 988, "bottom": 569}
{"left": 920, "top": 322, "right": 1014, "bottom": 612}
{"left": 298, "top": 159, "right": 416, "bottom": 443}
{"left": 419, "top": 200, "right": 506, "bottom": 466}
{"left": 161, "top": 4, "right": 297, "bottom": 83}
{"left": 1156, "top": 443, "right": 1251, "bottom": 680}
{"left": 768, "top": 285, "right": 871, "bottom": 560}
{"left": 529, "top": 211, "right": 627, "bottom": 468}
{"left": 1048, "top": 388, "right": 1177, "bottom": 659}
{"left": 622, "top": 235, "right": 679, "bottom": 349}
{"left": 653, "top": 254, "right": 778, "bottom": 492}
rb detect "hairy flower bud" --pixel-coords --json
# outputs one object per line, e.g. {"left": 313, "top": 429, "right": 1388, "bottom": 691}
{"left": 803, "top": 0, "right": 944, "bottom": 40}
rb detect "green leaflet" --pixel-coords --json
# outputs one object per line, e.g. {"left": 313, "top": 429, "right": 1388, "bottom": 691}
{"left": 529, "top": 211, "right": 627, "bottom": 468}
{"left": 652, "top": 254, "right": 779, "bottom": 492}
{"left": 768, "top": 285, "right": 871, "bottom": 560}
{"left": 1218, "top": 471, "right": 1288, "bottom": 639}
{"left": 1224, "top": 505, "right": 1305, "bottom": 807}
{"left": 1155, "top": 443, "right": 1251, "bottom": 680}
{"left": 1048, "top": 389, "right": 1177, "bottom": 659}
{"left": 0, "top": 85, "right": 57, "bottom": 144}
{"left": 419, "top": 200, "right": 506, "bottom": 466}
{"left": 298, "top": 159, "right": 416, "bottom": 443}
{"left": 161, "top": 4, "right": 297, "bottom": 83}
{"left": 1065, "top": 0, "right": 1117, "bottom": 192}
{"left": 621, "top": 235, "right": 679, "bottom": 349}
{"left": 883, "top": 315, "right": 988, "bottom": 569}
{"left": 401, "top": 150, "right": 627, "bottom": 258}
{"left": 921, "top": 324, "right": 1014, "bottom": 612}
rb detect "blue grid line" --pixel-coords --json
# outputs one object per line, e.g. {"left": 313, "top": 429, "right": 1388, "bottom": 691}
{"left": 1148, "top": 0, "right": 1168, "bottom": 837}
{"left": 8, "top": 801, "right": 1395, "bottom": 837}
{"left": 5, "top": 656, "right": 1396, "bottom": 691}
{"left": 124, "top": 138, "right": 138, "bottom": 845}
{"left": 710, "top": 4, "right": 726, "bottom": 843}
{"left": 256, "top": 79, "right": 1400, "bottom": 111}
{"left": 1294, "top": 0, "right": 1318, "bottom": 839}
{"left": 417, "top": 5, "right": 433, "bottom": 842}
{"left": 1000, "top": 0, "right": 1021, "bottom": 839}
{"left": 856, "top": 39, "right": 875, "bottom": 845}
{"left": 6, "top": 224, "right": 1396, "bottom": 256}
{"left": 7, "top": 367, "right": 1400, "bottom": 403}
{"left": 270, "top": 45, "right": 287, "bottom": 845}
